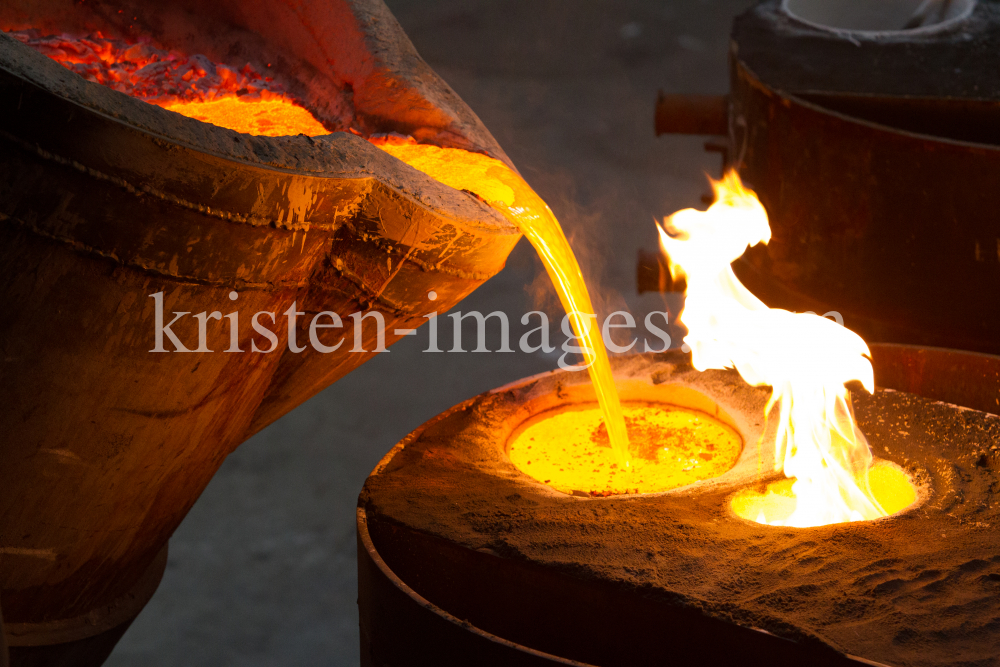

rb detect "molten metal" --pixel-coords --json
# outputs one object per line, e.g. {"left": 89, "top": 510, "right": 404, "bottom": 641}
{"left": 508, "top": 403, "right": 741, "bottom": 496}
{"left": 160, "top": 97, "right": 327, "bottom": 137}
{"left": 731, "top": 460, "right": 917, "bottom": 525}
{"left": 372, "top": 137, "right": 632, "bottom": 466}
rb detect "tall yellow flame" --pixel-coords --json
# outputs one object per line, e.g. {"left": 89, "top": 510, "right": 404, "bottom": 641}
{"left": 657, "top": 172, "right": 886, "bottom": 527}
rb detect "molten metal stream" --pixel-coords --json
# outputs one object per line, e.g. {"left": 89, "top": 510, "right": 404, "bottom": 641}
{"left": 373, "top": 139, "right": 631, "bottom": 466}
{"left": 20, "top": 30, "right": 919, "bottom": 514}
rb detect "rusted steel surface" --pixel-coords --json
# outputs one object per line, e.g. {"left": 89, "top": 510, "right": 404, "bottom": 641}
{"left": 730, "top": 59, "right": 1000, "bottom": 354}
{"left": 653, "top": 92, "right": 728, "bottom": 136}
{"left": 0, "top": 0, "right": 520, "bottom": 656}
{"left": 645, "top": 65, "right": 1000, "bottom": 353}
{"left": 795, "top": 92, "right": 1000, "bottom": 148}
{"left": 359, "top": 509, "right": 881, "bottom": 667}
{"left": 870, "top": 343, "right": 1000, "bottom": 416}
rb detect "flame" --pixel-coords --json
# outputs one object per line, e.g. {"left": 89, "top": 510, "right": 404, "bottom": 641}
{"left": 657, "top": 171, "right": 890, "bottom": 527}
{"left": 14, "top": 30, "right": 328, "bottom": 137}
{"left": 372, "top": 137, "right": 631, "bottom": 466}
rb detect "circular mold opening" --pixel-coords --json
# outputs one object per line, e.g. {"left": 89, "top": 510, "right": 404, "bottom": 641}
{"left": 506, "top": 401, "right": 742, "bottom": 496}
{"left": 730, "top": 460, "right": 919, "bottom": 526}
{"left": 783, "top": 0, "right": 976, "bottom": 33}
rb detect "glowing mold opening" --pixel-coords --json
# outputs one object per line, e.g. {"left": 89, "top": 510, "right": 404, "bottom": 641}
{"left": 731, "top": 461, "right": 919, "bottom": 527}
{"left": 507, "top": 402, "right": 742, "bottom": 497}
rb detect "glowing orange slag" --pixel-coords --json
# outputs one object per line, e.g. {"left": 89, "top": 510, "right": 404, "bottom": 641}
{"left": 373, "top": 137, "right": 631, "bottom": 466}
{"left": 14, "top": 30, "right": 328, "bottom": 137}
{"left": 508, "top": 403, "right": 741, "bottom": 496}
{"left": 657, "top": 171, "right": 917, "bottom": 527}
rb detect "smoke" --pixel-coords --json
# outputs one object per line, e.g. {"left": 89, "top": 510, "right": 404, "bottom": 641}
{"left": 518, "top": 162, "right": 658, "bottom": 352}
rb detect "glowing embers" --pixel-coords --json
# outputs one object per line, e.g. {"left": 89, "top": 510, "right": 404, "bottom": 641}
{"left": 160, "top": 97, "right": 327, "bottom": 137}
{"left": 13, "top": 30, "right": 329, "bottom": 137}
{"left": 731, "top": 461, "right": 918, "bottom": 527}
{"left": 508, "top": 403, "right": 741, "bottom": 496}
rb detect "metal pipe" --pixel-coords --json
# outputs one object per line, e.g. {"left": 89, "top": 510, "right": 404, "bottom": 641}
{"left": 654, "top": 92, "right": 728, "bottom": 136}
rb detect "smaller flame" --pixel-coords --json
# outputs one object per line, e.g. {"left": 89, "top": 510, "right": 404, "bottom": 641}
{"left": 657, "top": 172, "right": 886, "bottom": 527}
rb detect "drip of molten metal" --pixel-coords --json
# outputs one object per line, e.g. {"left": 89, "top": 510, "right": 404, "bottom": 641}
{"left": 657, "top": 172, "right": 910, "bottom": 527}
{"left": 13, "top": 30, "right": 328, "bottom": 137}
{"left": 373, "top": 137, "right": 631, "bottom": 467}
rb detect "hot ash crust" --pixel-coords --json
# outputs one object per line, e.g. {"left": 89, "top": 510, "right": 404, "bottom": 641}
{"left": 361, "top": 352, "right": 1000, "bottom": 666}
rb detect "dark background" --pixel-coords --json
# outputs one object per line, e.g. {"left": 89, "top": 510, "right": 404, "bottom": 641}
{"left": 105, "top": 0, "right": 754, "bottom": 663}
